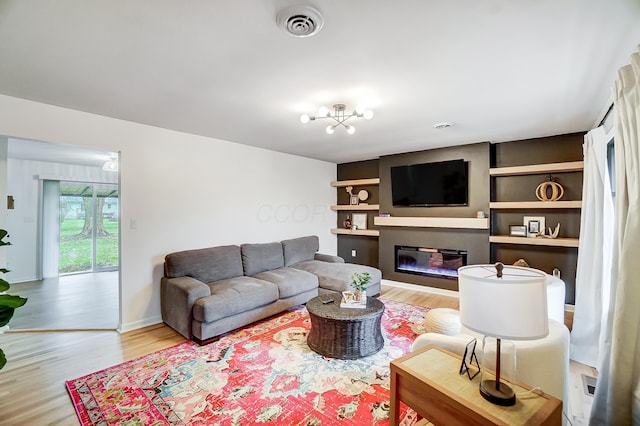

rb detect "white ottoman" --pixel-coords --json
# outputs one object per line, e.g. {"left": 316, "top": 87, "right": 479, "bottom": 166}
{"left": 423, "top": 308, "right": 462, "bottom": 336}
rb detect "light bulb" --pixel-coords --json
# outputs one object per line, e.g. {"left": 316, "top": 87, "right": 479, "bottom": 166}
{"left": 346, "top": 125, "right": 355, "bottom": 134}
{"left": 102, "top": 158, "right": 119, "bottom": 171}
{"left": 325, "top": 125, "right": 335, "bottom": 134}
{"left": 355, "top": 104, "right": 366, "bottom": 115}
{"left": 363, "top": 110, "right": 374, "bottom": 120}
{"left": 300, "top": 114, "right": 310, "bottom": 124}
{"left": 318, "top": 106, "right": 329, "bottom": 117}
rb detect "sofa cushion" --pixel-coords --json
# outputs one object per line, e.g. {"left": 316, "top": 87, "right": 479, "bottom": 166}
{"left": 193, "top": 276, "right": 279, "bottom": 323}
{"left": 164, "top": 245, "right": 243, "bottom": 283}
{"left": 253, "top": 267, "right": 318, "bottom": 299}
{"left": 291, "top": 260, "right": 382, "bottom": 293}
{"left": 282, "top": 235, "right": 319, "bottom": 267}
{"left": 241, "top": 242, "right": 284, "bottom": 276}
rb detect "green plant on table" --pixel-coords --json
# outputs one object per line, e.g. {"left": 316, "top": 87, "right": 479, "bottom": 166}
{"left": 0, "top": 229, "right": 28, "bottom": 370}
{"left": 350, "top": 271, "right": 371, "bottom": 292}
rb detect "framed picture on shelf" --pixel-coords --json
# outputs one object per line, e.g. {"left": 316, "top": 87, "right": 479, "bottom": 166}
{"left": 351, "top": 213, "right": 367, "bottom": 230}
{"left": 509, "top": 225, "right": 527, "bottom": 237}
{"left": 350, "top": 194, "right": 359, "bottom": 205}
{"left": 523, "top": 216, "right": 545, "bottom": 237}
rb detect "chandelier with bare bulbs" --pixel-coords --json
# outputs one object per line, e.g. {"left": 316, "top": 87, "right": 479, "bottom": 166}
{"left": 300, "top": 104, "right": 373, "bottom": 134}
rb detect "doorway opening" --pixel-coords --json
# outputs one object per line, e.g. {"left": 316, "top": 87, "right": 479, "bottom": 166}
{"left": 5, "top": 137, "right": 120, "bottom": 330}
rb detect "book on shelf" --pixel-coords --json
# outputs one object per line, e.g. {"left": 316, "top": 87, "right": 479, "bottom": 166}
{"left": 340, "top": 291, "right": 367, "bottom": 309}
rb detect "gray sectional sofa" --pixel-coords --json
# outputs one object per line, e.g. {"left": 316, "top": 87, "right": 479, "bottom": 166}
{"left": 161, "top": 235, "right": 382, "bottom": 343}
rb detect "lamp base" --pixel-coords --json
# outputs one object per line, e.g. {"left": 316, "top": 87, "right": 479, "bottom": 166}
{"left": 479, "top": 379, "right": 516, "bottom": 406}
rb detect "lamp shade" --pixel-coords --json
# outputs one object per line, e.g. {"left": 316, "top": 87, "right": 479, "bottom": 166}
{"left": 458, "top": 264, "right": 549, "bottom": 341}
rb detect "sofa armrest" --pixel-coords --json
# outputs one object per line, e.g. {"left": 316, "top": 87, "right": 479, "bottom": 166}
{"left": 161, "top": 276, "right": 211, "bottom": 339}
{"left": 314, "top": 253, "right": 345, "bottom": 263}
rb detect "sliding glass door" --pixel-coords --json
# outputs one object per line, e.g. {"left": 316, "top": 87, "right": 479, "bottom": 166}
{"left": 59, "top": 182, "right": 119, "bottom": 274}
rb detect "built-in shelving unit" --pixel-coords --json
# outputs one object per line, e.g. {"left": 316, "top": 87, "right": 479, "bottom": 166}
{"left": 490, "top": 135, "right": 586, "bottom": 306}
{"left": 331, "top": 177, "right": 380, "bottom": 238}
{"left": 490, "top": 161, "right": 583, "bottom": 247}
{"left": 374, "top": 216, "right": 489, "bottom": 230}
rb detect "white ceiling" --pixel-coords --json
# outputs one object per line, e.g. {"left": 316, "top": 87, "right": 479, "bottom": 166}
{"left": 1, "top": 0, "right": 639, "bottom": 164}
{"left": 7, "top": 138, "right": 114, "bottom": 168}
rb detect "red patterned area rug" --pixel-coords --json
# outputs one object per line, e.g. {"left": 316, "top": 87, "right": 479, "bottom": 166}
{"left": 66, "top": 299, "right": 428, "bottom": 425}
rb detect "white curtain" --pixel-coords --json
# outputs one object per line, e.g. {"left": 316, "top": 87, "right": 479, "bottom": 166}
{"left": 570, "top": 127, "right": 614, "bottom": 368}
{"left": 590, "top": 45, "right": 640, "bottom": 426}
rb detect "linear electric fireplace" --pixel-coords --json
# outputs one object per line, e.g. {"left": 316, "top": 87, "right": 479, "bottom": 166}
{"left": 395, "top": 245, "right": 467, "bottom": 280}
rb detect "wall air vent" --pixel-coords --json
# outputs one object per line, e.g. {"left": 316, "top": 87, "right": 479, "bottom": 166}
{"left": 277, "top": 6, "right": 324, "bottom": 38}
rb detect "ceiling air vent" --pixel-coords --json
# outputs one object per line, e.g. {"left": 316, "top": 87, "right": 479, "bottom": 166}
{"left": 277, "top": 6, "right": 324, "bottom": 38}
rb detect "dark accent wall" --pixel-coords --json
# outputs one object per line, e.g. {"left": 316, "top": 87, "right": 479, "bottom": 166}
{"left": 337, "top": 159, "right": 379, "bottom": 181}
{"left": 492, "top": 133, "right": 583, "bottom": 167}
{"left": 378, "top": 142, "right": 491, "bottom": 290}
{"left": 337, "top": 234, "right": 379, "bottom": 267}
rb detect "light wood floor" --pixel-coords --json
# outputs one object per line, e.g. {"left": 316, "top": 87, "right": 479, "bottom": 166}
{"left": 9, "top": 272, "right": 118, "bottom": 330}
{"left": 0, "top": 285, "right": 593, "bottom": 425}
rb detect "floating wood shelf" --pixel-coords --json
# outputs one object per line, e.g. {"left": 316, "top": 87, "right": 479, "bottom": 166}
{"left": 331, "top": 204, "right": 380, "bottom": 211}
{"left": 489, "top": 235, "right": 579, "bottom": 247}
{"left": 331, "top": 178, "right": 380, "bottom": 187}
{"left": 374, "top": 216, "right": 489, "bottom": 230}
{"left": 490, "top": 161, "right": 584, "bottom": 176}
{"left": 331, "top": 228, "right": 380, "bottom": 237}
{"left": 489, "top": 201, "right": 582, "bottom": 209}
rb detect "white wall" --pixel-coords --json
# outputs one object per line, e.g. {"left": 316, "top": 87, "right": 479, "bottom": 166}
{"left": 0, "top": 94, "right": 337, "bottom": 332}
{"left": 6, "top": 158, "right": 118, "bottom": 282}
{"left": 0, "top": 136, "right": 7, "bottom": 269}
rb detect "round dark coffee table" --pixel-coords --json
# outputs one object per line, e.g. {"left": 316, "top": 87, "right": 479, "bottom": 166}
{"left": 306, "top": 293, "right": 385, "bottom": 359}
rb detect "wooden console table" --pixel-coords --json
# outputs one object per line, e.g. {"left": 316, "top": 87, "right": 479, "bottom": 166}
{"left": 389, "top": 344, "right": 562, "bottom": 426}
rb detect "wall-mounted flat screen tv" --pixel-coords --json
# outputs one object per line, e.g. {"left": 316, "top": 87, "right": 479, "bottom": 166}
{"left": 391, "top": 159, "right": 468, "bottom": 207}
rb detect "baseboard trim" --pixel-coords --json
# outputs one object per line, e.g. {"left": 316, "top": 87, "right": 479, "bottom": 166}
{"left": 382, "top": 279, "right": 460, "bottom": 299}
{"left": 119, "top": 315, "right": 163, "bottom": 334}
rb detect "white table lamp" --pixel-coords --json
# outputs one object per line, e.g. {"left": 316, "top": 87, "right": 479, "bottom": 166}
{"left": 458, "top": 262, "right": 549, "bottom": 406}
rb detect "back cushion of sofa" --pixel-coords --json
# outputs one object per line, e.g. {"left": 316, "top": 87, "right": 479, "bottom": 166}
{"left": 241, "top": 242, "right": 284, "bottom": 276}
{"left": 164, "top": 245, "right": 243, "bottom": 283}
{"left": 282, "top": 235, "right": 319, "bottom": 266}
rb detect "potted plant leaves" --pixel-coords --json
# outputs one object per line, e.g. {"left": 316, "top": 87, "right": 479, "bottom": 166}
{"left": 0, "top": 229, "right": 28, "bottom": 370}
{"left": 350, "top": 271, "right": 371, "bottom": 303}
